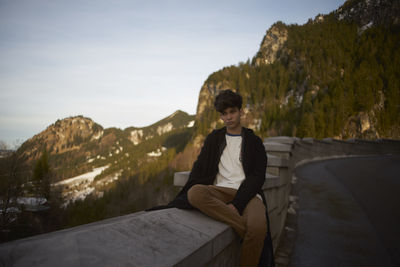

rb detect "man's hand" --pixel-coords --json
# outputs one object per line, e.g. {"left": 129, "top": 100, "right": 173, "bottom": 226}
{"left": 227, "top": 203, "right": 239, "bottom": 215}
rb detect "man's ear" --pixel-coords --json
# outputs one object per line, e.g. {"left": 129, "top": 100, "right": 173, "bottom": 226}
{"left": 239, "top": 108, "right": 244, "bottom": 116}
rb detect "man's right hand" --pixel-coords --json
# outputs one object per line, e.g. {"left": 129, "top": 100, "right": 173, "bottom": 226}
{"left": 227, "top": 203, "right": 239, "bottom": 215}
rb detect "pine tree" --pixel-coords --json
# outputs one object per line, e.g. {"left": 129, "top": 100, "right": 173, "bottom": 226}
{"left": 32, "top": 151, "right": 51, "bottom": 201}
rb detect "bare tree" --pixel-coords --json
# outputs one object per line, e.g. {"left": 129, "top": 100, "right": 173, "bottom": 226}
{"left": 0, "top": 140, "right": 8, "bottom": 150}
{"left": 0, "top": 152, "right": 29, "bottom": 231}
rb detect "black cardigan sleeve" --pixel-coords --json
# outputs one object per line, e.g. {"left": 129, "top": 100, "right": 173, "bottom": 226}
{"left": 182, "top": 130, "right": 216, "bottom": 190}
{"left": 230, "top": 135, "right": 267, "bottom": 214}
{"left": 168, "top": 130, "right": 217, "bottom": 209}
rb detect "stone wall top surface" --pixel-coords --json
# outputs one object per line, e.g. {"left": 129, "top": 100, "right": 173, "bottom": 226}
{"left": 0, "top": 209, "right": 236, "bottom": 267}
{"left": 264, "top": 142, "right": 292, "bottom": 153}
{"left": 264, "top": 136, "right": 298, "bottom": 145}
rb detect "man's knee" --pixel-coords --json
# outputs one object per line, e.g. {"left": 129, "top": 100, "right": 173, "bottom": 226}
{"left": 246, "top": 220, "right": 267, "bottom": 242}
{"left": 187, "top": 184, "right": 208, "bottom": 207}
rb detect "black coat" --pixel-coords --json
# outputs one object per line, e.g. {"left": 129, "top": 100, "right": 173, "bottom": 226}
{"left": 150, "top": 127, "right": 275, "bottom": 267}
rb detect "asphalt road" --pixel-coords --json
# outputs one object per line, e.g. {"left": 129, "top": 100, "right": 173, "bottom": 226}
{"left": 290, "top": 155, "right": 400, "bottom": 267}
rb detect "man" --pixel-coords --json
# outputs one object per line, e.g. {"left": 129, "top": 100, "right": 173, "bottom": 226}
{"left": 150, "top": 89, "right": 274, "bottom": 266}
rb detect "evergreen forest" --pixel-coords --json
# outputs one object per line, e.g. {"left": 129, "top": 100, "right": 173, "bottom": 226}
{"left": 197, "top": 18, "right": 399, "bottom": 139}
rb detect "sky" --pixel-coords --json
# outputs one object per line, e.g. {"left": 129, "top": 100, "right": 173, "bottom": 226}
{"left": 0, "top": 0, "right": 346, "bottom": 148}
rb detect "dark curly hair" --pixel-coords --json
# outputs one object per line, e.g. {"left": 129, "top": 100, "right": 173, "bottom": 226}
{"left": 214, "top": 89, "right": 243, "bottom": 113}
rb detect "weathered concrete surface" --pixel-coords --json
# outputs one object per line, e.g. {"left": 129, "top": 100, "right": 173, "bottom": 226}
{"left": 264, "top": 142, "right": 293, "bottom": 152}
{"left": 268, "top": 154, "right": 289, "bottom": 168}
{"left": 0, "top": 209, "right": 238, "bottom": 267}
{"left": 291, "top": 155, "right": 400, "bottom": 267}
{"left": 264, "top": 142, "right": 292, "bottom": 159}
{"left": 174, "top": 171, "right": 191, "bottom": 187}
{"left": 264, "top": 136, "right": 298, "bottom": 145}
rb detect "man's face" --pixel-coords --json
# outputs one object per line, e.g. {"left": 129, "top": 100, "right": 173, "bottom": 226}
{"left": 220, "top": 106, "right": 242, "bottom": 130}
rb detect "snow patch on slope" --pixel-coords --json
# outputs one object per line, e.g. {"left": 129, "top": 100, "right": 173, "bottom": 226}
{"left": 54, "top": 166, "right": 109, "bottom": 186}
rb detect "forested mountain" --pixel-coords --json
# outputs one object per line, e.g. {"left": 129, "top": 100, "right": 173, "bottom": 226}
{"left": 1, "top": 111, "right": 194, "bottom": 240}
{"left": 195, "top": 0, "right": 399, "bottom": 140}
{"left": 18, "top": 111, "right": 194, "bottom": 182}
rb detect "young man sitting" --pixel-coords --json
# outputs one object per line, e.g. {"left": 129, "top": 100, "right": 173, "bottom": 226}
{"left": 152, "top": 89, "right": 274, "bottom": 267}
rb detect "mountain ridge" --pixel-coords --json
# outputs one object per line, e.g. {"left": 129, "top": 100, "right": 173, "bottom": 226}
{"left": 17, "top": 110, "right": 194, "bottom": 182}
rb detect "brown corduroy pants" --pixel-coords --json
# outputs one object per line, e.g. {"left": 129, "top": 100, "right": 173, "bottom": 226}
{"left": 187, "top": 184, "right": 267, "bottom": 267}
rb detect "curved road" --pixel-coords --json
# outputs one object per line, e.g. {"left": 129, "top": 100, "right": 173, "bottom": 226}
{"left": 291, "top": 155, "right": 400, "bottom": 267}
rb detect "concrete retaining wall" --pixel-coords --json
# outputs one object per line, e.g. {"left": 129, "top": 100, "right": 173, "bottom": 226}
{"left": 0, "top": 209, "right": 242, "bottom": 267}
{"left": 291, "top": 138, "right": 400, "bottom": 167}
{"left": 1, "top": 137, "right": 399, "bottom": 266}
{"left": 270, "top": 137, "right": 400, "bottom": 266}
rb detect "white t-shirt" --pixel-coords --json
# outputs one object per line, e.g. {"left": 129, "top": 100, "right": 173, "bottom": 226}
{"left": 215, "top": 133, "right": 245, "bottom": 189}
{"left": 214, "top": 133, "right": 262, "bottom": 200}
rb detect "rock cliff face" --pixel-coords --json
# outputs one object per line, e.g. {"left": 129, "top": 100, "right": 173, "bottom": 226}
{"left": 254, "top": 22, "right": 288, "bottom": 66}
{"left": 196, "top": 80, "right": 232, "bottom": 120}
{"left": 194, "top": 22, "right": 289, "bottom": 136}
{"left": 194, "top": 23, "right": 289, "bottom": 132}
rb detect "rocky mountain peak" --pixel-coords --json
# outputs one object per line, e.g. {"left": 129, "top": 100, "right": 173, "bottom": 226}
{"left": 335, "top": 0, "right": 400, "bottom": 27}
{"left": 52, "top": 116, "right": 103, "bottom": 138}
{"left": 254, "top": 22, "right": 288, "bottom": 67}
{"left": 125, "top": 110, "right": 195, "bottom": 146}
{"left": 195, "top": 22, "right": 289, "bottom": 122}
{"left": 19, "top": 115, "right": 103, "bottom": 160}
